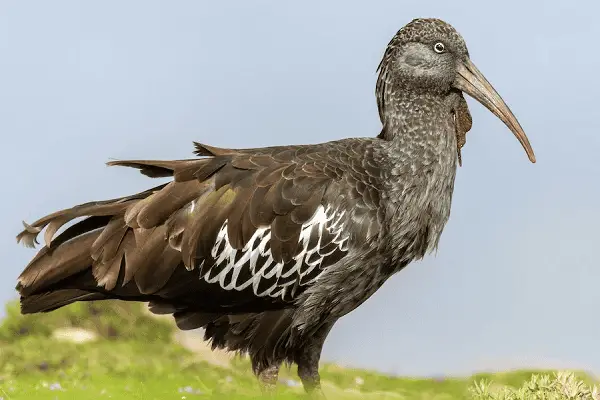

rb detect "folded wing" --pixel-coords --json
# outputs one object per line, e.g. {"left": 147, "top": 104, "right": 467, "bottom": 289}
{"left": 16, "top": 140, "right": 381, "bottom": 315}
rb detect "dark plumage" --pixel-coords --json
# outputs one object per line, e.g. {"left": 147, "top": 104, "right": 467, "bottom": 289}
{"left": 15, "top": 18, "right": 535, "bottom": 397}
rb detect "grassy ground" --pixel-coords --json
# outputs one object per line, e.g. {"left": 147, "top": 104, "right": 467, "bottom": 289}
{"left": 0, "top": 300, "right": 596, "bottom": 399}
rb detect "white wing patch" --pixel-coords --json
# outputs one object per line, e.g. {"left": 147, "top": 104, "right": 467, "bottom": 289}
{"left": 204, "top": 205, "right": 349, "bottom": 299}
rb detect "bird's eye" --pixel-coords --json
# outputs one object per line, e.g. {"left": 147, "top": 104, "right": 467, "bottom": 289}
{"left": 433, "top": 42, "right": 446, "bottom": 54}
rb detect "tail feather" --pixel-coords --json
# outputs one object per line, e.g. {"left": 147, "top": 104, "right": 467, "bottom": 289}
{"left": 16, "top": 184, "right": 166, "bottom": 248}
{"left": 20, "top": 289, "right": 107, "bottom": 314}
{"left": 15, "top": 156, "right": 223, "bottom": 315}
{"left": 107, "top": 157, "right": 228, "bottom": 183}
{"left": 17, "top": 231, "right": 100, "bottom": 296}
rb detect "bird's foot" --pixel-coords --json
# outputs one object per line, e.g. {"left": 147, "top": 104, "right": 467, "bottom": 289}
{"left": 257, "top": 364, "right": 280, "bottom": 396}
{"left": 305, "top": 385, "right": 327, "bottom": 399}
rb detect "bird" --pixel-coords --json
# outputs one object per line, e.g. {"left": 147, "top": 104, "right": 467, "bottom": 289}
{"left": 15, "top": 18, "right": 535, "bottom": 397}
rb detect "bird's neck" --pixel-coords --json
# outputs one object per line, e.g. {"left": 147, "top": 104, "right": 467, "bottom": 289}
{"left": 377, "top": 90, "right": 460, "bottom": 268}
{"left": 379, "top": 90, "right": 459, "bottom": 167}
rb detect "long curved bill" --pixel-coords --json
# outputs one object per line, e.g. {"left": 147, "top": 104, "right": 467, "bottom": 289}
{"left": 454, "top": 59, "right": 536, "bottom": 163}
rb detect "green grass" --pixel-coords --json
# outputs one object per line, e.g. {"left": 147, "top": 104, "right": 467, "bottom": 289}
{"left": 0, "top": 300, "right": 597, "bottom": 399}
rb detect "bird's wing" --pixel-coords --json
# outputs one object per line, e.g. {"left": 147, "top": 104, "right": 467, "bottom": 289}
{"left": 17, "top": 139, "right": 382, "bottom": 312}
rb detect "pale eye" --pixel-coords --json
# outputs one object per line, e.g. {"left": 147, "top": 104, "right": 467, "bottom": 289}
{"left": 433, "top": 42, "right": 446, "bottom": 54}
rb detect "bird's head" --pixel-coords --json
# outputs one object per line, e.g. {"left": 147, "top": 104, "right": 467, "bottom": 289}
{"left": 377, "top": 18, "right": 536, "bottom": 163}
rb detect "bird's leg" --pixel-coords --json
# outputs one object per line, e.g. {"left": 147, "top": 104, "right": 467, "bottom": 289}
{"left": 295, "top": 323, "right": 333, "bottom": 399}
{"left": 253, "top": 361, "right": 281, "bottom": 396}
{"left": 297, "top": 361, "right": 324, "bottom": 399}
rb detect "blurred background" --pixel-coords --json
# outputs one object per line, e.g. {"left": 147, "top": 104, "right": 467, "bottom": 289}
{"left": 1, "top": 0, "right": 598, "bottom": 378}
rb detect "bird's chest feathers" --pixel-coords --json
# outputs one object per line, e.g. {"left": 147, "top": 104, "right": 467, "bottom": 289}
{"left": 381, "top": 105, "right": 458, "bottom": 266}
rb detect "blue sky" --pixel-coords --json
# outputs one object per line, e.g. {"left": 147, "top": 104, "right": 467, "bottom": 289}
{"left": 1, "top": 1, "right": 599, "bottom": 377}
